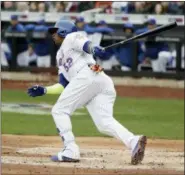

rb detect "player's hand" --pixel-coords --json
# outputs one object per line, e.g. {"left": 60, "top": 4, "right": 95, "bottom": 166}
{"left": 92, "top": 46, "right": 105, "bottom": 58}
{"left": 27, "top": 85, "right": 46, "bottom": 97}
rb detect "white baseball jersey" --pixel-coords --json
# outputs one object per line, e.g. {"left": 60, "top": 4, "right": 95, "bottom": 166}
{"left": 56, "top": 32, "right": 96, "bottom": 81}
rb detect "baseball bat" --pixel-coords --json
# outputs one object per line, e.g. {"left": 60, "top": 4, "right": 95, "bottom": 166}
{"left": 103, "top": 22, "right": 177, "bottom": 50}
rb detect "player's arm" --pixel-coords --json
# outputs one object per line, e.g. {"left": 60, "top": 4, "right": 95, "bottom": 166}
{"left": 45, "top": 73, "right": 68, "bottom": 94}
{"left": 71, "top": 33, "right": 105, "bottom": 58}
{"left": 27, "top": 73, "right": 69, "bottom": 97}
{"left": 45, "top": 83, "right": 64, "bottom": 94}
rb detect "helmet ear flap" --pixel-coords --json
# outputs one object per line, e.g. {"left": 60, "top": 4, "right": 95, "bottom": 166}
{"left": 61, "top": 30, "right": 66, "bottom": 34}
{"left": 57, "top": 29, "right": 67, "bottom": 38}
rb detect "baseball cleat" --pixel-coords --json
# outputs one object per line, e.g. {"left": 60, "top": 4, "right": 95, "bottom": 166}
{"left": 51, "top": 143, "right": 80, "bottom": 163}
{"left": 51, "top": 155, "right": 80, "bottom": 162}
{"left": 131, "top": 135, "right": 147, "bottom": 165}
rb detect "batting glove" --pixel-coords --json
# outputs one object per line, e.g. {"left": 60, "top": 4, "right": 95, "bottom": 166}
{"left": 90, "top": 64, "right": 103, "bottom": 73}
{"left": 92, "top": 46, "right": 105, "bottom": 58}
{"left": 27, "top": 85, "right": 46, "bottom": 97}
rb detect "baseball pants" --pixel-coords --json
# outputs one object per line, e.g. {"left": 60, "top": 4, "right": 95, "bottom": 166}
{"left": 51, "top": 65, "right": 136, "bottom": 149}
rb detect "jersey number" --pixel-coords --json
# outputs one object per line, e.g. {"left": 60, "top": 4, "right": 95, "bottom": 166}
{"left": 59, "top": 57, "right": 73, "bottom": 72}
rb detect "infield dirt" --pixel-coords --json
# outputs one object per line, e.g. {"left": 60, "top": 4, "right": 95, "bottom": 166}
{"left": 2, "top": 135, "right": 184, "bottom": 175}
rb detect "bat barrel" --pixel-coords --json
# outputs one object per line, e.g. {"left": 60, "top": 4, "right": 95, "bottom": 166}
{"left": 104, "top": 22, "right": 177, "bottom": 51}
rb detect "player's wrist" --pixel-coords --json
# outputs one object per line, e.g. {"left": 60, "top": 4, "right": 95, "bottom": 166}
{"left": 45, "top": 83, "right": 64, "bottom": 94}
{"left": 83, "top": 41, "right": 93, "bottom": 54}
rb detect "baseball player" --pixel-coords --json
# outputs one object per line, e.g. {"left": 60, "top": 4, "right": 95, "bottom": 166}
{"left": 7, "top": 15, "right": 29, "bottom": 67}
{"left": 27, "top": 20, "right": 147, "bottom": 165}
{"left": 136, "top": 18, "right": 173, "bottom": 72}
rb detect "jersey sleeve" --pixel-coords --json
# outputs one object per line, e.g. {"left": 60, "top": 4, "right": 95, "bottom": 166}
{"left": 59, "top": 73, "right": 69, "bottom": 88}
{"left": 69, "top": 33, "right": 89, "bottom": 51}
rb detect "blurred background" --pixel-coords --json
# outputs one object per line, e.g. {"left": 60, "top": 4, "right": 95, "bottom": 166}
{"left": 1, "top": 1, "right": 185, "bottom": 79}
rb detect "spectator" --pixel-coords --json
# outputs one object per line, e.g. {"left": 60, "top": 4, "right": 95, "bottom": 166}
{"left": 15, "top": 2, "right": 29, "bottom": 12}
{"left": 133, "top": 2, "right": 145, "bottom": 14}
{"left": 126, "top": 2, "right": 135, "bottom": 13}
{"left": 2, "top": 1, "right": 15, "bottom": 11}
{"left": 1, "top": 1, "right": 183, "bottom": 14}
{"left": 95, "top": 21, "right": 118, "bottom": 70}
{"left": 65, "top": 2, "right": 78, "bottom": 12}
{"left": 177, "top": 2, "right": 185, "bottom": 14}
{"left": 154, "top": 3, "right": 164, "bottom": 14}
{"left": 95, "top": 1, "right": 112, "bottom": 9}
{"left": 77, "top": 2, "right": 95, "bottom": 12}
{"left": 140, "top": 18, "right": 173, "bottom": 72}
{"left": 161, "top": 2, "right": 170, "bottom": 14}
{"left": 104, "top": 4, "right": 113, "bottom": 14}
{"left": 114, "top": 23, "right": 136, "bottom": 71}
{"left": 6, "top": 15, "right": 29, "bottom": 67}
{"left": 55, "top": 2, "right": 65, "bottom": 12}
{"left": 111, "top": 2, "right": 129, "bottom": 13}
{"left": 168, "top": 2, "right": 184, "bottom": 14}
{"left": 29, "top": 2, "right": 38, "bottom": 12}
{"left": 38, "top": 2, "right": 47, "bottom": 12}
{"left": 33, "top": 19, "right": 51, "bottom": 67}
{"left": 143, "top": 2, "right": 155, "bottom": 14}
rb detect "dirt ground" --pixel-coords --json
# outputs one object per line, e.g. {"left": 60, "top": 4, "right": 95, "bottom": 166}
{"left": 1, "top": 79, "right": 184, "bottom": 175}
{"left": 1, "top": 135, "right": 184, "bottom": 175}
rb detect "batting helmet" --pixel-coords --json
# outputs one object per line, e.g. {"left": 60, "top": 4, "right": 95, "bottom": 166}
{"left": 48, "top": 19, "right": 77, "bottom": 38}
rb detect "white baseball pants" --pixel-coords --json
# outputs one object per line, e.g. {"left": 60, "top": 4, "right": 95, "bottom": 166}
{"left": 151, "top": 51, "right": 172, "bottom": 72}
{"left": 1, "top": 43, "right": 10, "bottom": 66}
{"left": 51, "top": 65, "right": 136, "bottom": 150}
{"left": 17, "top": 50, "right": 29, "bottom": 67}
{"left": 37, "top": 55, "right": 51, "bottom": 67}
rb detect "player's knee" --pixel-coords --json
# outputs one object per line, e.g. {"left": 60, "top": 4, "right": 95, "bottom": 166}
{"left": 51, "top": 104, "right": 62, "bottom": 116}
{"left": 51, "top": 103, "right": 69, "bottom": 117}
{"left": 96, "top": 118, "right": 113, "bottom": 133}
{"left": 158, "top": 51, "right": 171, "bottom": 59}
{"left": 51, "top": 105, "right": 57, "bottom": 116}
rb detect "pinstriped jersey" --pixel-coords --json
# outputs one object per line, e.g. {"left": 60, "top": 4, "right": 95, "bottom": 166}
{"left": 56, "top": 32, "right": 95, "bottom": 82}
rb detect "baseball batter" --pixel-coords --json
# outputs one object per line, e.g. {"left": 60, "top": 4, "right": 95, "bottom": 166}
{"left": 28, "top": 20, "right": 147, "bottom": 165}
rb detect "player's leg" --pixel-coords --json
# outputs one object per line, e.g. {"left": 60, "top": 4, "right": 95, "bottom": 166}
{"left": 1, "top": 43, "right": 9, "bottom": 66}
{"left": 86, "top": 91, "right": 135, "bottom": 149}
{"left": 86, "top": 83, "right": 147, "bottom": 165}
{"left": 45, "top": 55, "right": 51, "bottom": 67}
{"left": 38, "top": 55, "right": 51, "bottom": 67}
{"left": 51, "top": 66, "right": 100, "bottom": 162}
{"left": 51, "top": 98, "right": 80, "bottom": 162}
{"left": 151, "top": 59, "right": 160, "bottom": 72}
{"left": 157, "top": 51, "right": 172, "bottom": 72}
{"left": 17, "top": 50, "right": 29, "bottom": 66}
{"left": 37, "top": 56, "right": 44, "bottom": 67}
{"left": 51, "top": 83, "right": 88, "bottom": 162}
